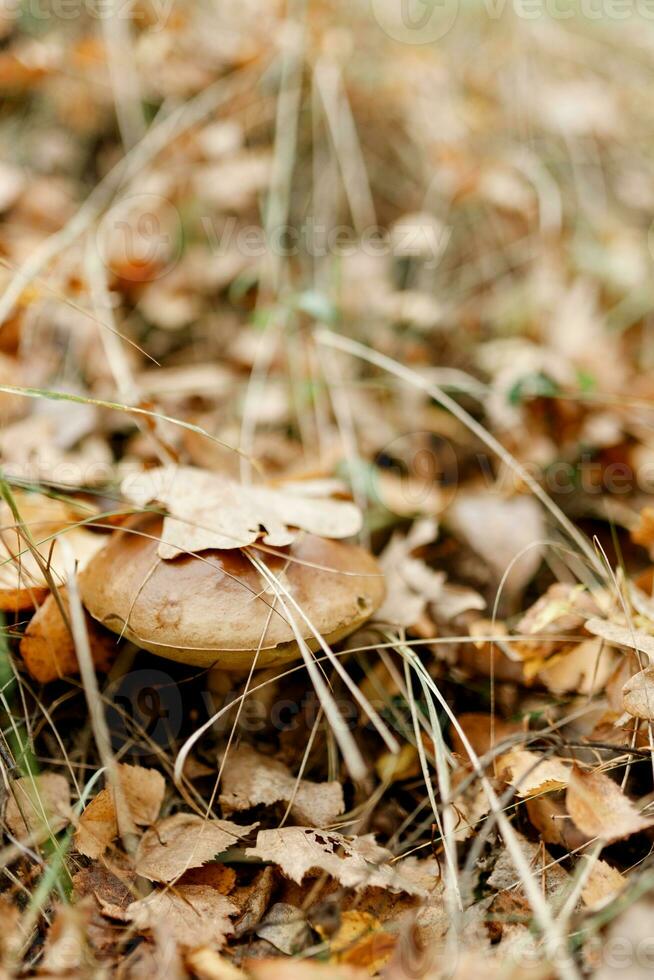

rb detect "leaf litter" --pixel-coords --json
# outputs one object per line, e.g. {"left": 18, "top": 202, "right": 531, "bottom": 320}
{"left": 1, "top": 3, "right": 654, "bottom": 978}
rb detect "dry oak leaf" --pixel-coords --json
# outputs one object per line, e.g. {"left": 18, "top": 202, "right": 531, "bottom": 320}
{"left": 124, "top": 885, "right": 237, "bottom": 949}
{"left": 219, "top": 745, "right": 344, "bottom": 828}
{"left": 246, "top": 828, "right": 429, "bottom": 895}
{"left": 581, "top": 860, "right": 627, "bottom": 910}
{"left": 135, "top": 812, "right": 256, "bottom": 883}
{"left": 496, "top": 748, "right": 571, "bottom": 797}
{"left": 566, "top": 766, "right": 654, "bottom": 842}
{"left": 622, "top": 667, "right": 654, "bottom": 719}
{"left": 5, "top": 772, "right": 71, "bottom": 843}
{"left": 121, "top": 465, "right": 362, "bottom": 558}
{"left": 75, "top": 764, "right": 165, "bottom": 859}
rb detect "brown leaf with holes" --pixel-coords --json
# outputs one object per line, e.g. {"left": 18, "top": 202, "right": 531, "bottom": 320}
{"left": 566, "top": 766, "right": 654, "bottom": 842}
{"left": 75, "top": 764, "right": 165, "bottom": 858}
{"left": 135, "top": 812, "right": 256, "bottom": 883}
{"left": 219, "top": 745, "right": 344, "bottom": 828}
{"left": 246, "top": 828, "right": 429, "bottom": 894}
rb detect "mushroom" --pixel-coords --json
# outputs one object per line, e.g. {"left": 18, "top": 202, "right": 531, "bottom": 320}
{"left": 79, "top": 514, "right": 385, "bottom": 670}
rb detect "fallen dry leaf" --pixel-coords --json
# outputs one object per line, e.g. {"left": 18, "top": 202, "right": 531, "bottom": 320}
{"left": 326, "top": 909, "right": 395, "bottom": 973}
{"left": 374, "top": 518, "right": 443, "bottom": 627}
{"left": 219, "top": 745, "right": 344, "bottom": 828}
{"left": 121, "top": 465, "right": 362, "bottom": 557}
{"left": 185, "top": 948, "right": 247, "bottom": 980}
{"left": 5, "top": 772, "right": 71, "bottom": 843}
{"left": 75, "top": 764, "right": 165, "bottom": 859}
{"left": 232, "top": 866, "right": 275, "bottom": 939}
{"left": 585, "top": 617, "right": 654, "bottom": 658}
{"left": 450, "top": 712, "right": 522, "bottom": 759}
{"left": 622, "top": 666, "right": 654, "bottom": 719}
{"left": 255, "top": 902, "right": 312, "bottom": 955}
{"left": 525, "top": 794, "right": 590, "bottom": 851}
{"left": 246, "top": 828, "right": 429, "bottom": 894}
{"left": 374, "top": 517, "right": 484, "bottom": 627}
{"left": 180, "top": 863, "right": 236, "bottom": 894}
{"left": 581, "top": 859, "right": 627, "bottom": 910}
{"left": 39, "top": 903, "right": 91, "bottom": 976}
{"left": 20, "top": 587, "right": 117, "bottom": 683}
{"left": 566, "top": 766, "right": 654, "bottom": 842}
{"left": 537, "top": 637, "right": 618, "bottom": 696}
{"left": 135, "top": 812, "right": 256, "bottom": 883}
{"left": 447, "top": 491, "right": 545, "bottom": 597}
{"left": 497, "top": 748, "right": 571, "bottom": 797}
{"left": 123, "top": 885, "right": 237, "bottom": 949}
{"left": 514, "top": 583, "right": 601, "bottom": 661}
{"left": 0, "top": 491, "right": 104, "bottom": 611}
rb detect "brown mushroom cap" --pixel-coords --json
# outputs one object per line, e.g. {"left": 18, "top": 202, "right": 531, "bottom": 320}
{"left": 79, "top": 515, "right": 385, "bottom": 669}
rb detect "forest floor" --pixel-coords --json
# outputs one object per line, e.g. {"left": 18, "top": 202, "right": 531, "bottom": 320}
{"left": 1, "top": 2, "right": 654, "bottom": 978}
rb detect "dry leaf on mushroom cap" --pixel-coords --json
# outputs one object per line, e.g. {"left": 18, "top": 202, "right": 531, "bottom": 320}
{"left": 121, "top": 465, "right": 362, "bottom": 557}
{"left": 219, "top": 745, "right": 344, "bottom": 828}
{"left": 79, "top": 513, "right": 384, "bottom": 669}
